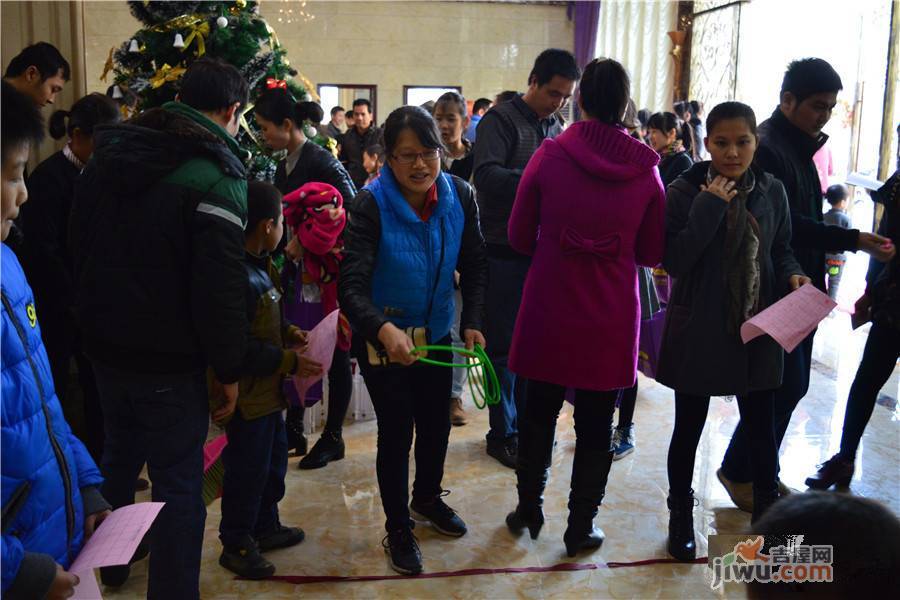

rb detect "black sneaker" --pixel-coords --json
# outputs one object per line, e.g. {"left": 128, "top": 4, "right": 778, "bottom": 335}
{"left": 410, "top": 491, "right": 467, "bottom": 537}
{"left": 382, "top": 527, "right": 423, "bottom": 575}
{"left": 219, "top": 538, "right": 276, "bottom": 579}
{"left": 487, "top": 436, "right": 517, "bottom": 469}
{"left": 257, "top": 524, "right": 305, "bottom": 552}
{"left": 298, "top": 430, "right": 345, "bottom": 470}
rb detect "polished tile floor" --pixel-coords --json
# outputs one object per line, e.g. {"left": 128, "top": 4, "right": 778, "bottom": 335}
{"left": 100, "top": 309, "right": 898, "bottom": 599}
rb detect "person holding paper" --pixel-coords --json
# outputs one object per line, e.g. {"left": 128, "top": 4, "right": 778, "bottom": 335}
{"left": 339, "top": 106, "right": 488, "bottom": 576}
{"left": 716, "top": 59, "right": 895, "bottom": 513}
{"left": 806, "top": 171, "right": 900, "bottom": 490}
{"left": 214, "top": 181, "right": 322, "bottom": 580}
{"left": 655, "top": 102, "right": 810, "bottom": 562}
{"left": 1, "top": 81, "right": 112, "bottom": 600}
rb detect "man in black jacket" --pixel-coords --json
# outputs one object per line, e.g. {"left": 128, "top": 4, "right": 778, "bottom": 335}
{"left": 339, "top": 98, "right": 383, "bottom": 189}
{"left": 717, "top": 58, "right": 895, "bottom": 511}
{"left": 472, "top": 48, "right": 579, "bottom": 468}
{"left": 70, "top": 58, "right": 250, "bottom": 599}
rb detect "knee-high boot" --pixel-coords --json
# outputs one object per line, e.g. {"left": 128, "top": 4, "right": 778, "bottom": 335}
{"left": 505, "top": 407, "right": 557, "bottom": 539}
{"left": 563, "top": 447, "right": 614, "bottom": 557}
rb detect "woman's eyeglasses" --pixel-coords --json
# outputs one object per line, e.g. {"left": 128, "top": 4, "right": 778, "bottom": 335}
{"left": 391, "top": 149, "right": 441, "bottom": 165}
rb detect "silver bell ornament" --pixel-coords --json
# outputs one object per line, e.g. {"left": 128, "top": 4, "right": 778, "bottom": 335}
{"left": 303, "top": 123, "right": 318, "bottom": 139}
{"left": 173, "top": 33, "right": 185, "bottom": 48}
{"left": 216, "top": 16, "right": 229, "bottom": 28}
{"left": 112, "top": 85, "right": 123, "bottom": 99}
{"left": 128, "top": 39, "right": 140, "bottom": 52}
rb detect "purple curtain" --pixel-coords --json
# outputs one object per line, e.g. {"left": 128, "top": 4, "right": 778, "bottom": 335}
{"left": 569, "top": 1, "right": 601, "bottom": 69}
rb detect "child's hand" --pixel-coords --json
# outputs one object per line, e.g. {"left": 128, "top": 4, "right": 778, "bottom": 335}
{"left": 48, "top": 564, "right": 79, "bottom": 600}
{"left": 84, "top": 508, "right": 111, "bottom": 540}
{"left": 291, "top": 328, "right": 309, "bottom": 349}
{"left": 285, "top": 236, "right": 304, "bottom": 263}
{"left": 295, "top": 352, "right": 324, "bottom": 377}
{"left": 700, "top": 176, "right": 738, "bottom": 203}
{"left": 789, "top": 274, "right": 812, "bottom": 290}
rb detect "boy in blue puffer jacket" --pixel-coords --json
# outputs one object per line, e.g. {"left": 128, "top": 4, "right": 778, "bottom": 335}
{"left": 1, "top": 80, "right": 111, "bottom": 599}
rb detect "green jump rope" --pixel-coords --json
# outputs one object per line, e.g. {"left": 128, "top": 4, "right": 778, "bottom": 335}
{"left": 409, "top": 344, "right": 501, "bottom": 409}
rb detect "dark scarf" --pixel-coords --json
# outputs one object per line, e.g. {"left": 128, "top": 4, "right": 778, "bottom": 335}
{"left": 660, "top": 140, "right": 685, "bottom": 158}
{"left": 710, "top": 166, "right": 762, "bottom": 334}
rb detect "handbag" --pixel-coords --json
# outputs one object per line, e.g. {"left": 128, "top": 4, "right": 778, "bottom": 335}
{"left": 637, "top": 267, "right": 666, "bottom": 379}
{"left": 366, "top": 326, "right": 430, "bottom": 367}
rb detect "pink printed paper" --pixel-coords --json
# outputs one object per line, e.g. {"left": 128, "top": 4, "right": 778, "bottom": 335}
{"left": 293, "top": 309, "right": 339, "bottom": 405}
{"left": 71, "top": 502, "right": 164, "bottom": 599}
{"left": 740, "top": 284, "right": 836, "bottom": 352}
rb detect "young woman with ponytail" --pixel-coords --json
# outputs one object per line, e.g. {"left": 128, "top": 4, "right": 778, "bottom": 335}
{"left": 18, "top": 92, "right": 121, "bottom": 462}
{"left": 254, "top": 88, "right": 357, "bottom": 469}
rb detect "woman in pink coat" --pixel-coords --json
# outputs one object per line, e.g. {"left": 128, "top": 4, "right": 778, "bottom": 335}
{"left": 504, "top": 58, "right": 666, "bottom": 557}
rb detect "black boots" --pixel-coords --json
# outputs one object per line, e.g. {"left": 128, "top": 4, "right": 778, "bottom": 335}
{"left": 506, "top": 409, "right": 556, "bottom": 540}
{"left": 562, "top": 449, "right": 613, "bottom": 557}
{"left": 751, "top": 487, "right": 779, "bottom": 525}
{"left": 285, "top": 406, "right": 307, "bottom": 457}
{"left": 298, "top": 429, "right": 345, "bottom": 470}
{"left": 667, "top": 491, "right": 697, "bottom": 562}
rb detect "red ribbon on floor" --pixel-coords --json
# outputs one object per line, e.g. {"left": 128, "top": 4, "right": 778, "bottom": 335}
{"left": 246, "top": 557, "right": 708, "bottom": 585}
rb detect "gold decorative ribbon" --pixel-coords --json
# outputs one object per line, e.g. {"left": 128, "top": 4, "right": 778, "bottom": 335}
{"left": 101, "top": 47, "right": 114, "bottom": 82}
{"left": 150, "top": 63, "right": 186, "bottom": 89}
{"left": 180, "top": 20, "right": 209, "bottom": 56}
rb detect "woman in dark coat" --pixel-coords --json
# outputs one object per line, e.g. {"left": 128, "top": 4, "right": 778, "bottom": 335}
{"left": 656, "top": 102, "right": 808, "bottom": 561}
{"left": 255, "top": 89, "right": 357, "bottom": 469}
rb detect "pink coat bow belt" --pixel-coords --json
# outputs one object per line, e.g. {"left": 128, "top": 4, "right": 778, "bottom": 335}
{"left": 559, "top": 227, "right": 621, "bottom": 258}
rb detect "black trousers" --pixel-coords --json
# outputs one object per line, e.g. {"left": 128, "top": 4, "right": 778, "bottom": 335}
{"left": 669, "top": 390, "right": 777, "bottom": 496}
{"left": 617, "top": 382, "right": 637, "bottom": 428}
{"left": 720, "top": 333, "right": 814, "bottom": 482}
{"left": 358, "top": 343, "right": 453, "bottom": 531}
{"left": 839, "top": 322, "right": 900, "bottom": 459}
{"left": 290, "top": 345, "right": 353, "bottom": 433}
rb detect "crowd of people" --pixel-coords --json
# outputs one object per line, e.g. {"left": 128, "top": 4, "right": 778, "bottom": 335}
{"left": 2, "top": 39, "right": 900, "bottom": 600}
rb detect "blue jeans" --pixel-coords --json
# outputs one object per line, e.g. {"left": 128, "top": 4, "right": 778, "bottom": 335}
{"left": 484, "top": 253, "right": 531, "bottom": 441}
{"left": 220, "top": 410, "right": 288, "bottom": 548}
{"left": 93, "top": 363, "right": 208, "bottom": 600}
{"left": 721, "top": 332, "right": 815, "bottom": 483}
{"left": 450, "top": 289, "right": 467, "bottom": 399}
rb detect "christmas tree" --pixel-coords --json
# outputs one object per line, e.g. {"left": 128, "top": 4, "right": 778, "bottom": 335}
{"left": 103, "top": 0, "right": 334, "bottom": 180}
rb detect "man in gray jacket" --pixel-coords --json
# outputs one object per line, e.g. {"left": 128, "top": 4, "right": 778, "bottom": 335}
{"left": 472, "top": 48, "right": 579, "bottom": 468}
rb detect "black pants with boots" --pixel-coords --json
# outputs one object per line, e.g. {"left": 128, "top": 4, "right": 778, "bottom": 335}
{"left": 522, "top": 380, "right": 617, "bottom": 525}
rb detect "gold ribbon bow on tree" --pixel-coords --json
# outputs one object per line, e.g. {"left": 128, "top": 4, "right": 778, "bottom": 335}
{"left": 181, "top": 20, "right": 209, "bottom": 56}
{"left": 150, "top": 63, "right": 186, "bottom": 89}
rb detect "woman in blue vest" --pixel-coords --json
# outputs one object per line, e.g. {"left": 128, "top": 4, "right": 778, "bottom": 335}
{"left": 340, "top": 106, "right": 488, "bottom": 576}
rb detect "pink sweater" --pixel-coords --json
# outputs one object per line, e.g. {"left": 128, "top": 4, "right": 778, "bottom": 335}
{"left": 508, "top": 120, "right": 666, "bottom": 391}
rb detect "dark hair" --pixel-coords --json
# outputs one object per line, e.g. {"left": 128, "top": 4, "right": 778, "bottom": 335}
{"left": 331, "top": 105, "right": 345, "bottom": 117}
{"left": 245, "top": 180, "right": 283, "bottom": 234}
{"left": 647, "top": 112, "right": 681, "bottom": 138}
{"left": 255, "top": 88, "right": 324, "bottom": 128}
{"left": 179, "top": 57, "right": 249, "bottom": 113}
{"left": 435, "top": 91, "right": 467, "bottom": 118}
{"left": 750, "top": 493, "right": 900, "bottom": 597}
{"left": 383, "top": 106, "right": 444, "bottom": 156}
{"left": 706, "top": 101, "right": 758, "bottom": 137}
{"left": 472, "top": 98, "right": 492, "bottom": 114}
{"left": 4, "top": 42, "right": 70, "bottom": 81}
{"left": 579, "top": 58, "right": 630, "bottom": 126}
{"left": 781, "top": 57, "right": 843, "bottom": 104}
{"left": 637, "top": 108, "right": 651, "bottom": 128}
{"left": 495, "top": 90, "right": 518, "bottom": 104}
{"left": 673, "top": 101, "right": 687, "bottom": 119}
{"left": 364, "top": 144, "right": 384, "bottom": 158}
{"left": 352, "top": 98, "right": 372, "bottom": 112}
{"left": 825, "top": 184, "right": 849, "bottom": 204}
{"left": 689, "top": 100, "right": 702, "bottom": 115}
{"left": 1, "top": 81, "right": 44, "bottom": 162}
{"left": 49, "top": 93, "right": 120, "bottom": 140}
{"left": 529, "top": 48, "right": 580, "bottom": 87}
